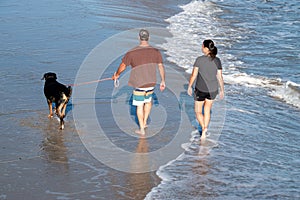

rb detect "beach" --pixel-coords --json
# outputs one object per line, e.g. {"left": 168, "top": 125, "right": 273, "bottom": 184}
{"left": 1, "top": 0, "right": 300, "bottom": 199}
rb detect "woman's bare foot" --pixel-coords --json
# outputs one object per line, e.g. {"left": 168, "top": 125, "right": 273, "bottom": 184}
{"left": 201, "top": 128, "right": 207, "bottom": 140}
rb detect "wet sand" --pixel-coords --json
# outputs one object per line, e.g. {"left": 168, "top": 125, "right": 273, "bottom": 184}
{"left": 1, "top": 110, "right": 161, "bottom": 199}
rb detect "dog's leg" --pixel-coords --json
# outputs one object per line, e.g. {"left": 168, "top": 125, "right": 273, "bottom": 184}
{"left": 57, "top": 102, "right": 65, "bottom": 130}
{"left": 56, "top": 107, "right": 61, "bottom": 118}
{"left": 61, "top": 103, "right": 68, "bottom": 118}
{"left": 59, "top": 118, "right": 65, "bottom": 130}
{"left": 47, "top": 100, "right": 53, "bottom": 118}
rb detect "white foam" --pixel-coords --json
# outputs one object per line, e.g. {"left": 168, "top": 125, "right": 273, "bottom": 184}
{"left": 225, "top": 72, "right": 300, "bottom": 108}
{"left": 270, "top": 81, "right": 300, "bottom": 108}
{"left": 159, "top": 1, "right": 229, "bottom": 71}
{"left": 225, "top": 72, "right": 282, "bottom": 88}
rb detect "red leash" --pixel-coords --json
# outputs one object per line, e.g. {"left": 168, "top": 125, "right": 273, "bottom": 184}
{"left": 68, "top": 78, "right": 119, "bottom": 87}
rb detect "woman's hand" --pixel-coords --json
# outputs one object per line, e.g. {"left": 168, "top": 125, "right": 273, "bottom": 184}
{"left": 187, "top": 86, "right": 193, "bottom": 96}
{"left": 219, "top": 90, "right": 224, "bottom": 100}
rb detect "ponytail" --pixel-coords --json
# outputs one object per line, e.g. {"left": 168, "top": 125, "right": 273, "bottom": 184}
{"left": 203, "top": 39, "right": 217, "bottom": 59}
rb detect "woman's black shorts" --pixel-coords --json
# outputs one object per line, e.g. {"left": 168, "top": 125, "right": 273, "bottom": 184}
{"left": 194, "top": 88, "right": 218, "bottom": 101}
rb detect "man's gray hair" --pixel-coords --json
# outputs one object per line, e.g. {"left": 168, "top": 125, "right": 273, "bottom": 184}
{"left": 139, "top": 29, "right": 149, "bottom": 41}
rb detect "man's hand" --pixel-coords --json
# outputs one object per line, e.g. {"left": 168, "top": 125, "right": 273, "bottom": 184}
{"left": 112, "top": 63, "right": 126, "bottom": 80}
{"left": 160, "top": 81, "right": 166, "bottom": 91}
{"left": 112, "top": 72, "right": 119, "bottom": 80}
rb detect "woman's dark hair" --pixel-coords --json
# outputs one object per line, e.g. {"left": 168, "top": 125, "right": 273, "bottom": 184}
{"left": 203, "top": 39, "right": 218, "bottom": 59}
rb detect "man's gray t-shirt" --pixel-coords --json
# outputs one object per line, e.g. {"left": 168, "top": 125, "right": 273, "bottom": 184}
{"left": 194, "top": 55, "right": 222, "bottom": 92}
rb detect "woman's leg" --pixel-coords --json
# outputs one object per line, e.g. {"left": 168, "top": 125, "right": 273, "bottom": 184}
{"left": 202, "top": 99, "right": 214, "bottom": 138}
{"left": 195, "top": 100, "right": 205, "bottom": 132}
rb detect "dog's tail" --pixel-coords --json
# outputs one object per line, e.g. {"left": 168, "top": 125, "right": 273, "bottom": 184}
{"left": 67, "top": 86, "right": 72, "bottom": 99}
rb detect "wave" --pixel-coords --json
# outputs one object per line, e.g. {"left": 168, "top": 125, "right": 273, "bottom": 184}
{"left": 270, "top": 81, "right": 300, "bottom": 109}
{"left": 225, "top": 72, "right": 300, "bottom": 109}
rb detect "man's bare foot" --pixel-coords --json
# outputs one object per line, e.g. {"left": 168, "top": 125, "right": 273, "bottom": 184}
{"left": 48, "top": 114, "right": 53, "bottom": 118}
{"left": 135, "top": 129, "right": 145, "bottom": 137}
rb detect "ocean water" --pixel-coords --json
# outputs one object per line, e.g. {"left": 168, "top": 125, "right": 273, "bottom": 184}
{"left": 1, "top": 0, "right": 299, "bottom": 199}
{"left": 147, "top": 0, "right": 300, "bottom": 199}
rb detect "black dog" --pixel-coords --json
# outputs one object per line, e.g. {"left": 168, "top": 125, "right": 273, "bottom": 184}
{"left": 42, "top": 72, "right": 72, "bottom": 129}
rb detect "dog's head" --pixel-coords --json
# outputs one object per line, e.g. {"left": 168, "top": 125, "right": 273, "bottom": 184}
{"left": 42, "top": 72, "right": 57, "bottom": 81}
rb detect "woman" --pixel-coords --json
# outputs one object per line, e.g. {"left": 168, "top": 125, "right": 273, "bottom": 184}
{"left": 187, "top": 39, "right": 224, "bottom": 139}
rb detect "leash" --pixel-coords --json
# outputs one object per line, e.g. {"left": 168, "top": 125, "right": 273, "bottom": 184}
{"left": 68, "top": 77, "right": 119, "bottom": 87}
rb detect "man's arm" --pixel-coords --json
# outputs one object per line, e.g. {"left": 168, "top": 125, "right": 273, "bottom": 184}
{"left": 158, "top": 63, "right": 165, "bottom": 91}
{"left": 112, "top": 62, "right": 127, "bottom": 80}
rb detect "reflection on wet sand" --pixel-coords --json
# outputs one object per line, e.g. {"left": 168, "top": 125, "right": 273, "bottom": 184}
{"left": 108, "top": 137, "right": 160, "bottom": 199}
{"left": 40, "top": 119, "right": 69, "bottom": 172}
{"left": 126, "top": 138, "right": 153, "bottom": 199}
{"left": 191, "top": 139, "right": 212, "bottom": 197}
{"left": 197, "top": 139, "right": 210, "bottom": 175}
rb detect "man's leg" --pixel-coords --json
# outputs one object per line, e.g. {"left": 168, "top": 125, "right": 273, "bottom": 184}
{"left": 143, "top": 101, "right": 152, "bottom": 128}
{"left": 136, "top": 104, "right": 146, "bottom": 135}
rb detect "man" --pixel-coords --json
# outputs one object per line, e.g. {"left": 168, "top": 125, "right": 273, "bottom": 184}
{"left": 112, "top": 29, "right": 166, "bottom": 136}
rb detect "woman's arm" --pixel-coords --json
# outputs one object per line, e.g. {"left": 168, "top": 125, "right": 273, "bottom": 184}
{"left": 187, "top": 67, "right": 198, "bottom": 96}
{"left": 217, "top": 69, "right": 224, "bottom": 99}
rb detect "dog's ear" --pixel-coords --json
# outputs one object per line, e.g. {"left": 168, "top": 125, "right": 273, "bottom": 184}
{"left": 41, "top": 73, "right": 46, "bottom": 80}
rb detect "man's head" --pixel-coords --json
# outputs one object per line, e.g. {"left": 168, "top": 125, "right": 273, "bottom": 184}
{"left": 139, "top": 29, "right": 149, "bottom": 41}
